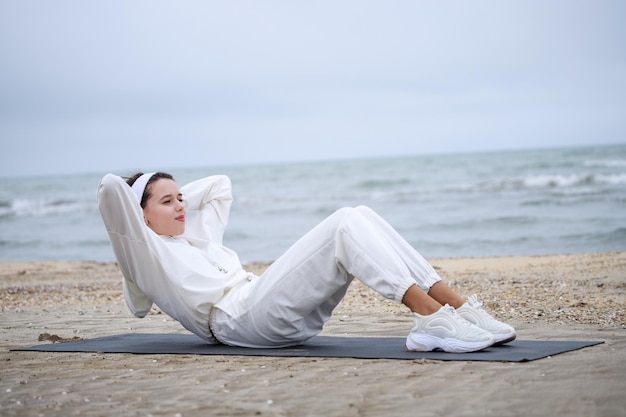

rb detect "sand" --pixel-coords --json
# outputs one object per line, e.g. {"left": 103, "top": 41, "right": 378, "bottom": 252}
{"left": 1, "top": 252, "right": 625, "bottom": 417}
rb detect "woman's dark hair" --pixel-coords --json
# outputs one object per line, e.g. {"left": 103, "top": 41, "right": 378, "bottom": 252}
{"left": 125, "top": 172, "right": 174, "bottom": 208}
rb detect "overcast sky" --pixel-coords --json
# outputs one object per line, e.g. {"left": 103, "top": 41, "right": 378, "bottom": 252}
{"left": 1, "top": 1, "right": 625, "bottom": 178}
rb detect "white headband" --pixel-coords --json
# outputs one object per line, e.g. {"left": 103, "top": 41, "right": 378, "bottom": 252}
{"left": 131, "top": 172, "right": 156, "bottom": 204}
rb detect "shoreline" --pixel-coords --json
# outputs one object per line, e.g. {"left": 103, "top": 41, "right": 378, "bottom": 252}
{"left": 1, "top": 251, "right": 625, "bottom": 416}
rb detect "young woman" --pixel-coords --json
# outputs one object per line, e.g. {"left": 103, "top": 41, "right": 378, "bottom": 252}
{"left": 97, "top": 171, "right": 515, "bottom": 353}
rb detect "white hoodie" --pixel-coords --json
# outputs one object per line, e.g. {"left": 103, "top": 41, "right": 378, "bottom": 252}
{"left": 97, "top": 173, "right": 253, "bottom": 343}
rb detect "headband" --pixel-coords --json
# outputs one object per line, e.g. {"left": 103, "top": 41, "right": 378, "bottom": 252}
{"left": 131, "top": 172, "right": 156, "bottom": 204}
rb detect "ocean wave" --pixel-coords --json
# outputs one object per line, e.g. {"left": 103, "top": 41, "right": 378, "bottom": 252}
{"left": 459, "top": 172, "right": 626, "bottom": 194}
{"left": 601, "top": 227, "right": 626, "bottom": 242}
{"left": 598, "top": 173, "right": 626, "bottom": 185}
{"left": 557, "top": 227, "right": 626, "bottom": 246}
{"left": 520, "top": 194, "right": 604, "bottom": 206}
{"left": 584, "top": 159, "right": 626, "bottom": 168}
{"left": 522, "top": 174, "right": 591, "bottom": 188}
{"left": 0, "top": 200, "right": 10, "bottom": 217}
{"left": 0, "top": 198, "right": 97, "bottom": 218}
{"left": 419, "top": 215, "right": 538, "bottom": 231}
{"left": 354, "top": 177, "right": 413, "bottom": 189}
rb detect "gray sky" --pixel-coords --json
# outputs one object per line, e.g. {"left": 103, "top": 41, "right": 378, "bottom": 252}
{"left": 1, "top": 1, "right": 625, "bottom": 178}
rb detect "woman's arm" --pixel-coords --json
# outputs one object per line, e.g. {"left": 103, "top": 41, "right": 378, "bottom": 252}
{"left": 180, "top": 175, "right": 233, "bottom": 245}
{"left": 97, "top": 173, "right": 154, "bottom": 317}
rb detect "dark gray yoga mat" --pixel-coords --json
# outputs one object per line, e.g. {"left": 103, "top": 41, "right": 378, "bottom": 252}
{"left": 14, "top": 333, "right": 603, "bottom": 362}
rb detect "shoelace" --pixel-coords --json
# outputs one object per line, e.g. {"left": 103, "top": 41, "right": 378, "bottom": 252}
{"left": 442, "top": 304, "right": 473, "bottom": 326}
{"left": 467, "top": 294, "right": 483, "bottom": 308}
{"left": 468, "top": 294, "right": 497, "bottom": 321}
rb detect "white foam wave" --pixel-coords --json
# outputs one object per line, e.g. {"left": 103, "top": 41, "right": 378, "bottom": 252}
{"left": 584, "top": 159, "right": 626, "bottom": 168}
{"left": 475, "top": 172, "right": 626, "bottom": 192}
{"left": 0, "top": 198, "right": 96, "bottom": 217}
{"left": 597, "top": 173, "right": 626, "bottom": 185}
{"left": 522, "top": 174, "right": 586, "bottom": 188}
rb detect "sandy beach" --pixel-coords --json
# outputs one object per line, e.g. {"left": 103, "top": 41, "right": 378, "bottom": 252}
{"left": 1, "top": 252, "right": 624, "bottom": 416}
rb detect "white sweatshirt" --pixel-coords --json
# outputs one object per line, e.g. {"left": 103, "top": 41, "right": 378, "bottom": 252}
{"left": 97, "top": 174, "right": 253, "bottom": 343}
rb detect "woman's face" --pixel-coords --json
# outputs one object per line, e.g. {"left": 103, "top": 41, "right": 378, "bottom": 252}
{"left": 142, "top": 178, "right": 186, "bottom": 236}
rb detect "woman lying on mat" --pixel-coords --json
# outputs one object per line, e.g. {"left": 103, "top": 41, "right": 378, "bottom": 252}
{"left": 97, "top": 172, "right": 516, "bottom": 353}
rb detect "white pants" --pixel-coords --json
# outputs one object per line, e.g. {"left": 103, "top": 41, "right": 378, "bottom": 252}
{"left": 211, "top": 206, "right": 442, "bottom": 348}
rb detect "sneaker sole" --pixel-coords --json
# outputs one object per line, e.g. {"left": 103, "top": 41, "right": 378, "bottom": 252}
{"left": 405, "top": 334, "right": 495, "bottom": 353}
{"left": 492, "top": 333, "right": 516, "bottom": 345}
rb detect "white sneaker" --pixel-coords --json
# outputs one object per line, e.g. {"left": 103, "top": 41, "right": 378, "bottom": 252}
{"left": 406, "top": 304, "right": 495, "bottom": 353}
{"left": 457, "top": 294, "right": 516, "bottom": 345}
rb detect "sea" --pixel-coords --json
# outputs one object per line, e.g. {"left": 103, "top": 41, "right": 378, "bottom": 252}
{"left": 1, "top": 144, "right": 625, "bottom": 263}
